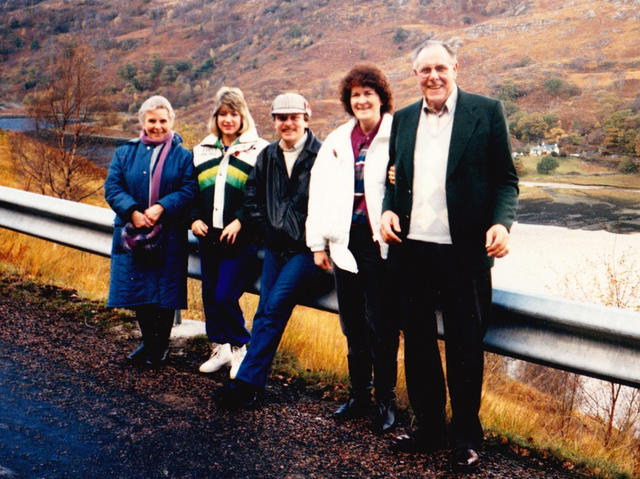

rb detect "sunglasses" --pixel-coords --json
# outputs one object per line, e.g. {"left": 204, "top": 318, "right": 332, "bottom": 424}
{"left": 274, "top": 113, "right": 303, "bottom": 122}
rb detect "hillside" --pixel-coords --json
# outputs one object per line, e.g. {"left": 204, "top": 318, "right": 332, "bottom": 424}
{"left": 1, "top": 0, "right": 640, "bottom": 156}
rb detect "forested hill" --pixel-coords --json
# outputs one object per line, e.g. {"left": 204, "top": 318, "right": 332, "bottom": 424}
{"left": 1, "top": 0, "right": 640, "bottom": 159}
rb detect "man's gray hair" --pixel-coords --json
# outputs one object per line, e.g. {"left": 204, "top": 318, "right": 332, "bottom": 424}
{"left": 138, "top": 95, "right": 176, "bottom": 126}
{"left": 411, "top": 37, "right": 462, "bottom": 66}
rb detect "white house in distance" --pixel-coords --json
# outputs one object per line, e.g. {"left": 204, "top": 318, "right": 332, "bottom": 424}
{"left": 529, "top": 143, "right": 560, "bottom": 156}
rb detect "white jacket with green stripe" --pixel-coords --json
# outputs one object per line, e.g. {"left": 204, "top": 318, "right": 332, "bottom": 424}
{"left": 192, "top": 128, "right": 269, "bottom": 230}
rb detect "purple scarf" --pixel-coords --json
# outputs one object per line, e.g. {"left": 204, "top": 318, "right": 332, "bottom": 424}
{"left": 140, "top": 130, "right": 174, "bottom": 206}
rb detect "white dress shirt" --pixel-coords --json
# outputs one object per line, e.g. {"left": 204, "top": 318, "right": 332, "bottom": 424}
{"left": 408, "top": 88, "right": 458, "bottom": 244}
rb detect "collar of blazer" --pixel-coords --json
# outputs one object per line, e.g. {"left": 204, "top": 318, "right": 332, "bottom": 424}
{"left": 400, "top": 88, "right": 479, "bottom": 184}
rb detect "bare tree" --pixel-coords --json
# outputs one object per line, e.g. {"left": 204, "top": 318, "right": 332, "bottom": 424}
{"left": 12, "top": 42, "right": 107, "bottom": 202}
{"left": 516, "top": 362, "right": 583, "bottom": 438}
{"left": 554, "top": 248, "right": 640, "bottom": 448}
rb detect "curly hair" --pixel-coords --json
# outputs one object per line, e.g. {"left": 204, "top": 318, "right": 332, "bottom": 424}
{"left": 339, "top": 64, "right": 393, "bottom": 117}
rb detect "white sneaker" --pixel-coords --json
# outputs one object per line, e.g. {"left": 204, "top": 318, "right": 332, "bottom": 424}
{"left": 229, "top": 344, "right": 247, "bottom": 379}
{"left": 199, "top": 343, "right": 232, "bottom": 373}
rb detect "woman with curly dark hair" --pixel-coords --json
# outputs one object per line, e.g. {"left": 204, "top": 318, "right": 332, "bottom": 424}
{"left": 306, "top": 65, "right": 399, "bottom": 433}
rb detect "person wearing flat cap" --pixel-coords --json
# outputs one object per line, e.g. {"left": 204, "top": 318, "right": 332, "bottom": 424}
{"left": 217, "top": 92, "right": 322, "bottom": 409}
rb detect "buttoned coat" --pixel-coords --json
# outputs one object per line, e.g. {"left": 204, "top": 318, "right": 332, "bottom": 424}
{"left": 105, "top": 133, "right": 197, "bottom": 309}
{"left": 382, "top": 88, "right": 519, "bottom": 271}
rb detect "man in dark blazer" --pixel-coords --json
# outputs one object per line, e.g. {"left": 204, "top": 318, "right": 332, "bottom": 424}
{"left": 380, "top": 38, "right": 518, "bottom": 470}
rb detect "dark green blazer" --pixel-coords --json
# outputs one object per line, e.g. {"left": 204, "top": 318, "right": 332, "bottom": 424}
{"left": 382, "top": 88, "right": 519, "bottom": 270}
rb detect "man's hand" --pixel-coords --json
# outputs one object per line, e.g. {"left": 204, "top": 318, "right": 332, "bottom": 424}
{"left": 485, "top": 224, "right": 510, "bottom": 258}
{"left": 380, "top": 210, "right": 402, "bottom": 244}
{"left": 313, "top": 251, "right": 333, "bottom": 271}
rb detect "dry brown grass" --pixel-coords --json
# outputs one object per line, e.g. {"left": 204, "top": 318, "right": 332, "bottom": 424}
{"left": 0, "top": 131, "right": 21, "bottom": 189}
{"left": 482, "top": 370, "right": 639, "bottom": 478}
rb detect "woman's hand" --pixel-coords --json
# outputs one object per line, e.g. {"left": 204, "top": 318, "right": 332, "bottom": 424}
{"left": 191, "top": 219, "right": 208, "bottom": 237}
{"left": 313, "top": 251, "right": 333, "bottom": 271}
{"left": 144, "top": 203, "right": 164, "bottom": 225}
{"left": 131, "top": 210, "right": 152, "bottom": 228}
{"left": 220, "top": 219, "right": 241, "bottom": 244}
{"left": 388, "top": 165, "right": 395, "bottom": 185}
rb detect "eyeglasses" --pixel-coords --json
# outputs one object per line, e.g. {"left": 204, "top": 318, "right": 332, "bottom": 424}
{"left": 274, "top": 114, "right": 303, "bottom": 122}
{"left": 415, "top": 64, "right": 454, "bottom": 77}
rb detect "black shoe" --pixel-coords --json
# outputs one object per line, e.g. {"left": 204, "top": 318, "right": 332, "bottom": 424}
{"left": 126, "top": 343, "right": 150, "bottom": 365}
{"left": 374, "top": 399, "right": 396, "bottom": 433}
{"left": 392, "top": 431, "right": 447, "bottom": 454}
{"left": 145, "top": 347, "right": 169, "bottom": 367}
{"left": 332, "top": 396, "right": 372, "bottom": 420}
{"left": 452, "top": 448, "right": 480, "bottom": 471}
{"left": 217, "top": 379, "right": 263, "bottom": 410}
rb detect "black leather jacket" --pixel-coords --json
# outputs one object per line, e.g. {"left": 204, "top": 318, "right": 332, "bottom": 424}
{"left": 243, "top": 130, "right": 322, "bottom": 256}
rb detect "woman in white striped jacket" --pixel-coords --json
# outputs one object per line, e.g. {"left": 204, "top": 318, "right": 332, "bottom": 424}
{"left": 191, "top": 87, "right": 268, "bottom": 377}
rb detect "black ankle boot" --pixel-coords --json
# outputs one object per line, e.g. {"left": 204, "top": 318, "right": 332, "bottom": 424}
{"left": 145, "top": 309, "right": 174, "bottom": 367}
{"left": 374, "top": 398, "right": 396, "bottom": 433}
{"left": 127, "top": 315, "right": 154, "bottom": 365}
{"left": 127, "top": 343, "right": 150, "bottom": 364}
{"left": 332, "top": 394, "right": 372, "bottom": 420}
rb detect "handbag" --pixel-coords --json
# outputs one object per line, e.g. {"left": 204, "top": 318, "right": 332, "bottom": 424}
{"left": 121, "top": 222, "right": 163, "bottom": 252}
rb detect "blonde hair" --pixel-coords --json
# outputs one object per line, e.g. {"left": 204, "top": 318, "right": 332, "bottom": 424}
{"left": 208, "top": 87, "right": 254, "bottom": 138}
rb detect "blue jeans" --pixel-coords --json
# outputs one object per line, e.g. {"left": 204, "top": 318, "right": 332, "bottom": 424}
{"left": 234, "top": 249, "right": 318, "bottom": 388}
{"left": 199, "top": 239, "right": 257, "bottom": 346}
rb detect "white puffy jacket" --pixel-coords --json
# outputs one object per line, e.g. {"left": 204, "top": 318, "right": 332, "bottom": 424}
{"left": 306, "top": 114, "right": 392, "bottom": 273}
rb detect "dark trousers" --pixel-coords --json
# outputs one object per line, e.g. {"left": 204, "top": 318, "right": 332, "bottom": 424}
{"left": 235, "top": 249, "right": 319, "bottom": 388}
{"left": 334, "top": 224, "right": 398, "bottom": 402}
{"left": 391, "top": 239, "right": 491, "bottom": 449}
{"left": 198, "top": 238, "right": 257, "bottom": 346}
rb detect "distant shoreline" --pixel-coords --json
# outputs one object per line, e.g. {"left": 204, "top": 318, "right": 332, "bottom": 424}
{"left": 517, "top": 198, "right": 640, "bottom": 234}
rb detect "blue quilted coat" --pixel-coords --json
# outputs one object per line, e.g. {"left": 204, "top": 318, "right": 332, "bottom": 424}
{"left": 104, "top": 133, "right": 197, "bottom": 309}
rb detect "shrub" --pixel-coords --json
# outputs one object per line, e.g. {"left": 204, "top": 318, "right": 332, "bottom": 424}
{"left": 173, "top": 60, "right": 192, "bottom": 72}
{"left": 504, "top": 56, "right": 532, "bottom": 69}
{"left": 543, "top": 77, "right": 565, "bottom": 96}
{"left": 393, "top": 28, "right": 409, "bottom": 43}
{"left": 618, "top": 157, "right": 638, "bottom": 174}
{"left": 117, "top": 63, "right": 137, "bottom": 81}
{"left": 285, "top": 25, "right": 303, "bottom": 39}
{"left": 536, "top": 155, "right": 559, "bottom": 175}
{"left": 543, "top": 77, "right": 581, "bottom": 98}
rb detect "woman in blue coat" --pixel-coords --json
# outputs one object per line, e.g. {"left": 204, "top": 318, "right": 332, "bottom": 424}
{"left": 105, "top": 95, "right": 197, "bottom": 367}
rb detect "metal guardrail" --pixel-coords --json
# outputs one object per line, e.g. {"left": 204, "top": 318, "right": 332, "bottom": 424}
{"left": 1, "top": 185, "right": 639, "bottom": 388}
